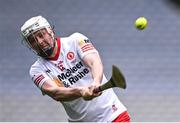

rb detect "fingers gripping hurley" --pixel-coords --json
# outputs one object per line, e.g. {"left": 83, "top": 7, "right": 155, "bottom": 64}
{"left": 94, "top": 65, "right": 126, "bottom": 93}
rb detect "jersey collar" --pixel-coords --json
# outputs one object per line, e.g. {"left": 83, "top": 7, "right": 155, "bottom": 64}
{"left": 47, "top": 37, "right": 61, "bottom": 61}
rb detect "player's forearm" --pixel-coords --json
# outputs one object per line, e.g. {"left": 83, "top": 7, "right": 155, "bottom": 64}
{"left": 44, "top": 86, "right": 83, "bottom": 102}
{"left": 83, "top": 53, "right": 103, "bottom": 84}
{"left": 90, "top": 60, "right": 103, "bottom": 84}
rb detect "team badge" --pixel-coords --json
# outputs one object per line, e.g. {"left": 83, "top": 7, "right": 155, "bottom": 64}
{"left": 112, "top": 104, "right": 118, "bottom": 112}
{"left": 67, "top": 52, "right": 75, "bottom": 60}
{"left": 55, "top": 60, "right": 65, "bottom": 71}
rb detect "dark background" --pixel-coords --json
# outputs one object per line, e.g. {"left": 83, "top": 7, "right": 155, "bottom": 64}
{"left": 0, "top": 0, "right": 180, "bottom": 121}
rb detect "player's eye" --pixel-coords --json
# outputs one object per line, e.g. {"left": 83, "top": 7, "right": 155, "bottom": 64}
{"left": 36, "top": 32, "right": 44, "bottom": 38}
{"left": 27, "top": 35, "right": 36, "bottom": 44}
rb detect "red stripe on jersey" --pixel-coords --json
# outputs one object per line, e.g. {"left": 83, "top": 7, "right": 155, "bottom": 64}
{"left": 34, "top": 75, "right": 44, "bottom": 86}
{"left": 82, "top": 45, "right": 94, "bottom": 51}
{"left": 81, "top": 44, "right": 94, "bottom": 52}
{"left": 81, "top": 43, "right": 93, "bottom": 50}
{"left": 82, "top": 47, "right": 94, "bottom": 52}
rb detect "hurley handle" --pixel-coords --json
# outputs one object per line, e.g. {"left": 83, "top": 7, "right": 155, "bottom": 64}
{"left": 93, "top": 86, "right": 102, "bottom": 93}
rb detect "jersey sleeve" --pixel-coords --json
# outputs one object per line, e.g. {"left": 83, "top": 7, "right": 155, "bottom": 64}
{"left": 72, "top": 32, "right": 98, "bottom": 59}
{"left": 29, "top": 63, "right": 50, "bottom": 89}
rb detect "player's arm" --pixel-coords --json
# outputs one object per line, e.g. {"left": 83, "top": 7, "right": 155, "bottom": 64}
{"left": 83, "top": 52, "right": 103, "bottom": 86}
{"left": 41, "top": 80, "right": 96, "bottom": 101}
{"left": 30, "top": 63, "right": 99, "bottom": 102}
{"left": 41, "top": 80, "right": 81, "bottom": 101}
{"left": 74, "top": 32, "right": 103, "bottom": 86}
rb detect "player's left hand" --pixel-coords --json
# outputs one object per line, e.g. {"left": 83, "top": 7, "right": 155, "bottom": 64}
{"left": 89, "top": 82, "right": 102, "bottom": 97}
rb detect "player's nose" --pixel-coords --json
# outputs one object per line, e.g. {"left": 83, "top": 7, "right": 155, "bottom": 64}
{"left": 37, "top": 38, "right": 47, "bottom": 48}
{"left": 37, "top": 37, "right": 45, "bottom": 44}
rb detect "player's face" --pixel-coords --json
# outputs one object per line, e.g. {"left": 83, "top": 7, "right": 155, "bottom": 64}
{"left": 26, "top": 28, "right": 55, "bottom": 57}
{"left": 28, "top": 29, "right": 53, "bottom": 50}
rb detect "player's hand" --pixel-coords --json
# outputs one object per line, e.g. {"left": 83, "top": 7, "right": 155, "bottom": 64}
{"left": 89, "top": 82, "right": 102, "bottom": 97}
{"left": 80, "top": 86, "right": 95, "bottom": 101}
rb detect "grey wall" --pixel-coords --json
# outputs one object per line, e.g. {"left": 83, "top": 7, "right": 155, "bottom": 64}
{"left": 0, "top": 0, "right": 180, "bottom": 121}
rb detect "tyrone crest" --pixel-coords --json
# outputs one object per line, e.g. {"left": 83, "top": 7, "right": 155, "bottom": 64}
{"left": 67, "top": 52, "right": 75, "bottom": 61}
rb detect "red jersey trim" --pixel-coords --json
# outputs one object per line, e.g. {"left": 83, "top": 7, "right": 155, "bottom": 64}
{"left": 112, "top": 111, "right": 131, "bottom": 122}
{"left": 48, "top": 37, "right": 61, "bottom": 61}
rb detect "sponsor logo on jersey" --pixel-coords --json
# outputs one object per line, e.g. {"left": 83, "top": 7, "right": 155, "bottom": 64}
{"left": 57, "top": 61, "right": 89, "bottom": 86}
{"left": 46, "top": 69, "right": 70, "bottom": 87}
{"left": 78, "top": 38, "right": 90, "bottom": 47}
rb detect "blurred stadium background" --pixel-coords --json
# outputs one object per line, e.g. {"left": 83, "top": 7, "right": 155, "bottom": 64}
{"left": 0, "top": 0, "right": 180, "bottom": 121}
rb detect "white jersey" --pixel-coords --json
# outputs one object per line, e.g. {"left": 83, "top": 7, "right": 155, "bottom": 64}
{"left": 30, "top": 32, "right": 127, "bottom": 122}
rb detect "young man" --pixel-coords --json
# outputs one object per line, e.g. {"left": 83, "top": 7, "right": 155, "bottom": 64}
{"left": 20, "top": 15, "right": 130, "bottom": 122}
